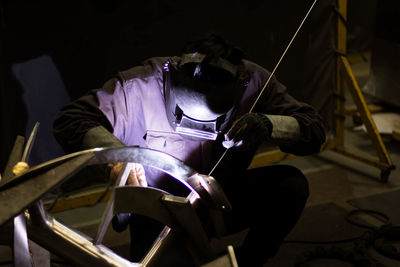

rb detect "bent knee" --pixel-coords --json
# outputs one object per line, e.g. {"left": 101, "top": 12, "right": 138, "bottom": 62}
{"left": 282, "top": 165, "right": 309, "bottom": 200}
{"left": 263, "top": 164, "right": 309, "bottom": 200}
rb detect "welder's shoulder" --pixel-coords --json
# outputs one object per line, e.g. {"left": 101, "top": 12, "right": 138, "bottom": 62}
{"left": 242, "top": 59, "right": 271, "bottom": 77}
{"left": 118, "top": 56, "right": 178, "bottom": 83}
{"left": 241, "top": 59, "right": 277, "bottom": 88}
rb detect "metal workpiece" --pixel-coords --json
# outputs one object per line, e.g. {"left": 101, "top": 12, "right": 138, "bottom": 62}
{"left": 88, "top": 146, "right": 197, "bottom": 183}
{"left": 85, "top": 146, "right": 231, "bottom": 211}
{"left": 3, "top": 124, "right": 41, "bottom": 267}
{"left": 140, "top": 227, "right": 174, "bottom": 267}
{"left": 13, "top": 213, "right": 32, "bottom": 267}
{"left": 1, "top": 145, "right": 234, "bottom": 266}
{"left": 114, "top": 186, "right": 181, "bottom": 228}
{"left": 187, "top": 173, "right": 232, "bottom": 211}
{"left": 161, "top": 193, "right": 216, "bottom": 261}
{"left": 201, "top": 246, "right": 239, "bottom": 267}
{"left": 113, "top": 186, "right": 218, "bottom": 265}
{"left": 0, "top": 148, "right": 100, "bottom": 191}
{"left": 95, "top": 162, "right": 133, "bottom": 245}
{"left": 0, "top": 134, "right": 32, "bottom": 266}
{"left": 0, "top": 136, "right": 24, "bottom": 186}
{"left": 26, "top": 204, "right": 139, "bottom": 267}
{"left": 1, "top": 146, "right": 230, "bottom": 212}
{"left": 113, "top": 187, "right": 205, "bottom": 265}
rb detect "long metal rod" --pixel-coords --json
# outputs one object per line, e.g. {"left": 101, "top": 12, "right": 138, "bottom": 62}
{"left": 209, "top": 0, "right": 318, "bottom": 176}
{"left": 208, "top": 149, "right": 229, "bottom": 176}
{"left": 249, "top": 0, "right": 318, "bottom": 112}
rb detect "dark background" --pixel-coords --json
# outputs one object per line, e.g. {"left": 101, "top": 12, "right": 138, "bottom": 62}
{"left": 0, "top": 0, "right": 390, "bottom": 173}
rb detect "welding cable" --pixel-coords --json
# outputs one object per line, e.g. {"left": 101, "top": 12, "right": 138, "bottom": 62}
{"left": 286, "top": 209, "right": 400, "bottom": 265}
{"left": 347, "top": 209, "right": 400, "bottom": 261}
{"left": 283, "top": 232, "right": 371, "bottom": 245}
{"left": 284, "top": 209, "right": 392, "bottom": 245}
{"left": 346, "top": 209, "right": 391, "bottom": 230}
{"left": 293, "top": 244, "right": 385, "bottom": 267}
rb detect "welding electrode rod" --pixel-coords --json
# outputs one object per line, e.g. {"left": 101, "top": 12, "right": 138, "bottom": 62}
{"left": 208, "top": 149, "right": 229, "bottom": 176}
{"left": 208, "top": 0, "right": 318, "bottom": 177}
{"left": 249, "top": 0, "right": 318, "bottom": 113}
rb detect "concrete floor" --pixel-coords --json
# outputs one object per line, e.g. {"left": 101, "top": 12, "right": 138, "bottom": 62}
{"left": 1, "top": 57, "right": 400, "bottom": 266}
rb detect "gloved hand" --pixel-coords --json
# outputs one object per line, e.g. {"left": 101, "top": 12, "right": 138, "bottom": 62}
{"left": 109, "top": 162, "right": 147, "bottom": 186}
{"left": 223, "top": 113, "right": 273, "bottom": 149}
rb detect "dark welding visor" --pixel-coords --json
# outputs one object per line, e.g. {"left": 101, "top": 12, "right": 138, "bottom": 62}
{"left": 163, "top": 54, "right": 241, "bottom": 141}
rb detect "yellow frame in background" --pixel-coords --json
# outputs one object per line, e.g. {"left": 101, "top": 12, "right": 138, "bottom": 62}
{"left": 250, "top": 0, "right": 394, "bottom": 182}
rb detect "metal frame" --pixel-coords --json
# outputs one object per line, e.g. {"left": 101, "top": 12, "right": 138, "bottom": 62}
{"left": 1, "top": 132, "right": 237, "bottom": 266}
{"left": 250, "top": 0, "right": 395, "bottom": 182}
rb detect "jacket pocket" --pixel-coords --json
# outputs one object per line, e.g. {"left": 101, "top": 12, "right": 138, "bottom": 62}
{"left": 145, "top": 130, "right": 185, "bottom": 155}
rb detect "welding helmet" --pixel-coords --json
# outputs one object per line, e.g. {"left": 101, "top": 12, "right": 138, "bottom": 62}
{"left": 163, "top": 52, "right": 245, "bottom": 141}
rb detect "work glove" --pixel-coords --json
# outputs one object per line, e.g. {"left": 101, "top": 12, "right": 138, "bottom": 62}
{"left": 223, "top": 113, "right": 273, "bottom": 150}
{"left": 82, "top": 126, "right": 148, "bottom": 187}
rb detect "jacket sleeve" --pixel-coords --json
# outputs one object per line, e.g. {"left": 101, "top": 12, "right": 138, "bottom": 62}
{"left": 53, "top": 77, "right": 124, "bottom": 153}
{"left": 255, "top": 74, "right": 326, "bottom": 156}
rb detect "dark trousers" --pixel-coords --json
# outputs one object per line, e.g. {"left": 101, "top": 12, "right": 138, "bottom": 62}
{"left": 113, "top": 164, "right": 309, "bottom": 266}
{"left": 222, "top": 164, "right": 309, "bottom": 266}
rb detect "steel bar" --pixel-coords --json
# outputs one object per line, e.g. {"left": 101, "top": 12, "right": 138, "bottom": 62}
{"left": 94, "top": 162, "right": 132, "bottom": 244}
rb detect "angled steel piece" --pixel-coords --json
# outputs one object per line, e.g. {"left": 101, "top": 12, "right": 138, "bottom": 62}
{"left": 13, "top": 213, "right": 32, "bottom": 267}
{"left": 114, "top": 186, "right": 179, "bottom": 228}
{"left": 95, "top": 162, "right": 134, "bottom": 244}
{"left": 0, "top": 136, "right": 25, "bottom": 186}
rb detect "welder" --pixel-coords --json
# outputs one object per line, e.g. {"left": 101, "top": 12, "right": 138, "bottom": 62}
{"left": 53, "top": 33, "right": 326, "bottom": 266}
